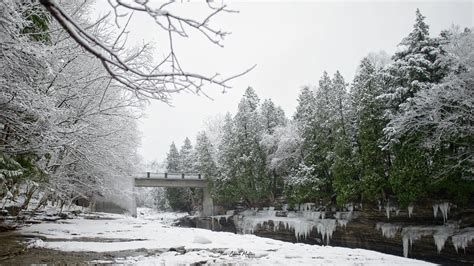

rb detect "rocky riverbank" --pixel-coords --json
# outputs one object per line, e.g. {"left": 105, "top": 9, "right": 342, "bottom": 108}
{"left": 1, "top": 208, "right": 431, "bottom": 265}
{"left": 177, "top": 203, "right": 474, "bottom": 265}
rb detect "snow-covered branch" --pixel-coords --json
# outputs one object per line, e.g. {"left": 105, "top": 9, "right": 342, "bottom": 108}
{"left": 39, "top": 0, "right": 254, "bottom": 103}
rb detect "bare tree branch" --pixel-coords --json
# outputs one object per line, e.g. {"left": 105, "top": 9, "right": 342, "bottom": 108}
{"left": 39, "top": 0, "right": 253, "bottom": 103}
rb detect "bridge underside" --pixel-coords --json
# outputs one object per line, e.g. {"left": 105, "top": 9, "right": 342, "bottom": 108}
{"left": 133, "top": 178, "right": 213, "bottom": 217}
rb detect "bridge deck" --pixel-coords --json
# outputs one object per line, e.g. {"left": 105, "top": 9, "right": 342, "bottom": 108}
{"left": 134, "top": 178, "right": 207, "bottom": 188}
{"left": 132, "top": 172, "right": 212, "bottom": 216}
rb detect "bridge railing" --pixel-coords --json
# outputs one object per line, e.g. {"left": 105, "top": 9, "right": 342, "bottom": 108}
{"left": 134, "top": 172, "right": 202, "bottom": 180}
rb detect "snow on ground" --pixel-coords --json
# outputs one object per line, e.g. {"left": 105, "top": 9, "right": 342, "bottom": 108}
{"left": 20, "top": 208, "right": 434, "bottom": 265}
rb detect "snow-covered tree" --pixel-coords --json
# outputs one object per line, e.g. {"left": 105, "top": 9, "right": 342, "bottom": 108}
{"left": 350, "top": 57, "right": 388, "bottom": 201}
{"left": 293, "top": 86, "right": 316, "bottom": 136}
{"left": 195, "top": 132, "right": 218, "bottom": 181}
{"left": 259, "top": 99, "right": 287, "bottom": 201}
{"left": 380, "top": 10, "right": 452, "bottom": 207}
{"left": 216, "top": 113, "right": 235, "bottom": 174}
{"left": 179, "top": 137, "right": 196, "bottom": 173}
{"left": 213, "top": 88, "right": 271, "bottom": 206}
{"left": 166, "top": 142, "right": 180, "bottom": 173}
{"left": 1, "top": 1, "right": 140, "bottom": 213}
{"left": 165, "top": 141, "right": 189, "bottom": 211}
{"left": 260, "top": 99, "right": 287, "bottom": 134}
{"left": 385, "top": 27, "right": 474, "bottom": 204}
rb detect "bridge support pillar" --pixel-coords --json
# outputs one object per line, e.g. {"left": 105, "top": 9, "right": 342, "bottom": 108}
{"left": 202, "top": 187, "right": 213, "bottom": 217}
{"left": 131, "top": 180, "right": 137, "bottom": 217}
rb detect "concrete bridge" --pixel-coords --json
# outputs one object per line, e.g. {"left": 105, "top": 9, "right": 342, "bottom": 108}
{"left": 133, "top": 172, "right": 213, "bottom": 217}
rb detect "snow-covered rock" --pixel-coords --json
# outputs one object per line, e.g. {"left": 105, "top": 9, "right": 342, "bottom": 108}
{"left": 193, "top": 235, "right": 212, "bottom": 244}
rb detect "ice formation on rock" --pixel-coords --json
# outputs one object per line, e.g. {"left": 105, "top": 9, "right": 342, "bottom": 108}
{"left": 345, "top": 203, "right": 354, "bottom": 212}
{"left": 334, "top": 211, "right": 353, "bottom": 230}
{"left": 432, "top": 203, "right": 439, "bottom": 218}
{"left": 407, "top": 204, "right": 414, "bottom": 218}
{"left": 303, "top": 210, "right": 321, "bottom": 219}
{"left": 236, "top": 203, "right": 357, "bottom": 245}
{"left": 337, "top": 219, "right": 348, "bottom": 229}
{"left": 211, "top": 214, "right": 233, "bottom": 221}
{"left": 384, "top": 204, "right": 398, "bottom": 219}
{"left": 433, "top": 233, "right": 449, "bottom": 253}
{"left": 240, "top": 209, "right": 257, "bottom": 217}
{"left": 317, "top": 219, "right": 336, "bottom": 244}
{"left": 257, "top": 207, "right": 277, "bottom": 217}
{"left": 335, "top": 211, "right": 353, "bottom": 221}
{"left": 241, "top": 216, "right": 337, "bottom": 243}
{"left": 401, "top": 224, "right": 457, "bottom": 257}
{"left": 438, "top": 202, "right": 450, "bottom": 222}
{"left": 299, "top": 203, "right": 314, "bottom": 211}
{"left": 376, "top": 223, "right": 401, "bottom": 239}
{"left": 451, "top": 227, "right": 474, "bottom": 253}
{"left": 432, "top": 202, "right": 450, "bottom": 222}
{"left": 402, "top": 226, "right": 434, "bottom": 257}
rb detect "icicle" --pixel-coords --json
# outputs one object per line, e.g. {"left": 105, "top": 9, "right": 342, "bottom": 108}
{"left": 401, "top": 225, "right": 455, "bottom": 257}
{"left": 321, "top": 212, "right": 326, "bottom": 219}
{"left": 401, "top": 226, "right": 431, "bottom": 258}
{"left": 376, "top": 223, "right": 401, "bottom": 239}
{"left": 407, "top": 204, "right": 414, "bottom": 218}
{"left": 345, "top": 203, "right": 354, "bottom": 212}
{"left": 401, "top": 227, "right": 430, "bottom": 257}
{"left": 299, "top": 203, "right": 312, "bottom": 211}
{"left": 385, "top": 204, "right": 391, "bottom": 219}
{"left": 452, "top": 227, "right": 474, "bottom": 253}
{"left": 335, "top": 211, "right": 353, "bottom": 221}
{"left": 403, "top": 235, "right": 409, "bottom": 258}
{"left": 438, "top": 202, "right": 450, "bottom": 222}
{"left": 395, "top": 209, "right": 400, "bottom": 216}
{"left": 433, "top": 203, "right": 439, "bottom": 218}
{"left": 337, "top": 219, "right": 348, "bottom": 229}
{"left": 316, "top": 219, "right": 336, "bottom": 244}
{"left": 433, "top": 233, "right": 449, "bottom": 253}
{"left": 378, "top": 200, "right": 382, "bottom": 212}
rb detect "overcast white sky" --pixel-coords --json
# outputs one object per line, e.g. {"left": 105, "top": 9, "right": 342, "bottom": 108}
{"left": 94, "top": 1, "right": 473, "bottom": 165}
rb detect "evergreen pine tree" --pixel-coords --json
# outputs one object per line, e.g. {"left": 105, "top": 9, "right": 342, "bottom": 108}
{"left": 381, "top": 9, "right": 449, "bottom": 207}
{"left": 165, "top": 141, "right": 190, "bottom": 211}
{"left": 195, "top": 131, "right": 218, "bottom": 199}
{"left": 260, "top": 98, "right": 287, "bottom": 202}
{"left": 330, "top": 71, "right": 359, "bottom": 205}
{"left": 350, "top": 57, "right": 388, "bottom": 202}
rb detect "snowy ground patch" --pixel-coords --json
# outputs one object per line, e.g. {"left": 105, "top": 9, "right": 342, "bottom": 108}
{"left": 19, "top": 208, "right": 433, "bottom": 265}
